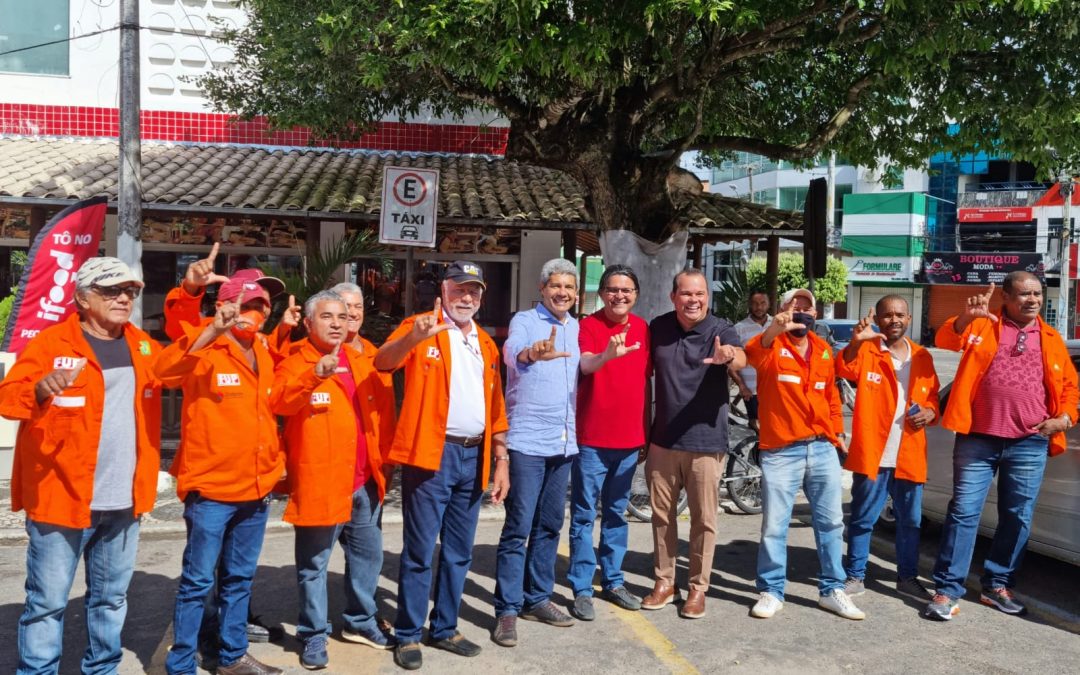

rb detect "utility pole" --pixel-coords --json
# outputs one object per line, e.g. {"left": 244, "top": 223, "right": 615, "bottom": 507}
{"left": 118, "top": 0, "right": 143, "bottom": 325}
{"left": 826, "top": 152, "right": 836, "bottom": 246}
{"left": 1058, "top": 171, "right": 1073, "bottom": 337}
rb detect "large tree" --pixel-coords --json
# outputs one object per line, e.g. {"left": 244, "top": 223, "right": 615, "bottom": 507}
{"left": 202, "top": 0, "right": 1080, "bottom": 241}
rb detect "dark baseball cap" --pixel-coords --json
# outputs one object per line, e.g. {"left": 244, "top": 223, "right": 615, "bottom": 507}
{"left": 444, "top": 260, "right": 486, "bottom": 288}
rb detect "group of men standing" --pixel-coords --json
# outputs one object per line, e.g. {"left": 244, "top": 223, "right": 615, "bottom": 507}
{"left": 2, "top": 244, "right": 1073, "bottom": 675}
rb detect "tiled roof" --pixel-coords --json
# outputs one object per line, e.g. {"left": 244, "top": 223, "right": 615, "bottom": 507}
{"left": 0, "top": 136, "right": 801, "bottom": 233}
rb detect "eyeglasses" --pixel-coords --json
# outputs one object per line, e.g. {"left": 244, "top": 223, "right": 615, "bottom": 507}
{"left": 602, "top": 287, "right": 637, "bottom": 296}
{"left": 92, "top": 285, "right": 141, "bottom": 300}
{"left": 1013, "top": 330, "right": 1027, "bottom": 356}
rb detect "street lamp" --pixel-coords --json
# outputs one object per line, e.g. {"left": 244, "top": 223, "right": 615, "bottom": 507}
{"left": 1058, "top": 170, "right": 1074, "bottom": 336}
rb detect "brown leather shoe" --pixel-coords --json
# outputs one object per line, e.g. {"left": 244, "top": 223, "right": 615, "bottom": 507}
{"left": 640, "top": 581, "right": 678, "bottom": 610}
{"left": 679, "top": 589, "right": 706, "bottom": 619}
{"left": 215, "top": 652, "right": 284, "bottom": 675}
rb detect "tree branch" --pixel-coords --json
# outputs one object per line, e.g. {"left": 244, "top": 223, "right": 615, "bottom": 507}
{"left": 428, "top": 67, "right": 529, "bottom": 120}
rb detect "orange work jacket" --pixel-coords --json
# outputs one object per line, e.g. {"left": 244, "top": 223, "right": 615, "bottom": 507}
{"left": 378, "top": 314, "right": 508, "bottom": 485}
{"left": 153, "top": 323, "right": 284, "bottom": 501}
{"left": 0, "top": 313, "right": 163, "bottom": 528}
{"left": 163, "top": 285, "right": 292, "bottom": 357}
{"left": 745, "top": 331, "right": 844, "bottom": 451}
{"left": 936, "top": 313, "right": 1079, "bottom": 456}
{"left": 836, "top": 337, "right": 940, "bottom": 483}
{"left": 271, "top": 340, "right": 395, "bottom": 526}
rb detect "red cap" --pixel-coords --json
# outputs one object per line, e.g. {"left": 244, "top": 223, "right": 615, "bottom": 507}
{"left": 217, "top": 269, "right": 285, "bottom": 306}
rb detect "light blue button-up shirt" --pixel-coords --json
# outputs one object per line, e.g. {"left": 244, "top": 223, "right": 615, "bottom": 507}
{"left": 503, "top": 304, "right": 580, "bottom": 457}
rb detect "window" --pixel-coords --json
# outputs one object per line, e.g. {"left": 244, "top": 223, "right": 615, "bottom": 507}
{"left": 0, "top": 2, "right": 70, "bottom": 76}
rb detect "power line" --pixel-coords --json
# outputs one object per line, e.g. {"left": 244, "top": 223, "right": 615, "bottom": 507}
{"left": 0, "top": 24, "right": 223, "bottom": 60}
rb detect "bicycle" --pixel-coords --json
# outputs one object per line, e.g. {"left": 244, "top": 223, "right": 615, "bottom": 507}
{"left": 626, "top": 429, "right": 763, "bottom": 522}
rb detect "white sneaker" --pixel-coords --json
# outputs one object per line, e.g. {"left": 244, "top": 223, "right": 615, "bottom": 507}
{"left": 819, "top": 588, "right": 865, "bottom": 620}
{"left": 750, "top": 592, "right": 783, "bottom": 618}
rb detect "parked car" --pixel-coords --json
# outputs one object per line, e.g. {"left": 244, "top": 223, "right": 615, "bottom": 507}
{"left": 812, "top": 318, "right": 878, "bottom": 352}
{"left": 920, "top": 340, "right": 1080, "bottom": 565}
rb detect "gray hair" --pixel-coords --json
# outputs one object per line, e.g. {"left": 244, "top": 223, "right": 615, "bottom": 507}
{"left": 329, "top": 282, "right": 364, "bottom": 300}
{"left": 303, "top": 290, "right": 345, "bottom": 317}
{"left": 540, "top": 258, "right": 578, "bottom": 285}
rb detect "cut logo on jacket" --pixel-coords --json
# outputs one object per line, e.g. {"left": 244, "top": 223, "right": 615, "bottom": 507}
{"left": 311, "top": 392, "right": 331, "bottom": 405}
{"left": 216, "top": 373, "right": 241, "bottom": 387}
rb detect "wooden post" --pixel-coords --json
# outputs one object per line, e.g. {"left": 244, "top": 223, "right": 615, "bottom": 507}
{"left": 691, "top": 237, "right": 703, "bottom": 269}
{"left": 578, "top": 253, "right": 588, "bottom": 316}
{"left": 766, "top": 236, "right": 780, "bottom": 309}
{"left": 28, "top": 207, "right": 47, "bottom": 244}
{"left": 563, "top": 229, "right": 578, "bottom": 262}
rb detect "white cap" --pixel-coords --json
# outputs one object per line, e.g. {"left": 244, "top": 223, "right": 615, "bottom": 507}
{"left": 75, "top": 257, "right": 144, "bottom": 290}
{"left": 780, "top": 287, "right": 815, "bottom": 309}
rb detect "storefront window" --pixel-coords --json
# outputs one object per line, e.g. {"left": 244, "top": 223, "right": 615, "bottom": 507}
{"left": 0, "top": 2, "right": 70, "bottom": 76}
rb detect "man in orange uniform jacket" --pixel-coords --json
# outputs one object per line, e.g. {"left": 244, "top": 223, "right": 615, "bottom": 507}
{"left": 270, "top": 291, "right": 395, "bottom": 670}
{"left": 836, "top": 295, "right": 940, "bottom": 602}
{"left": 0, "top": 258, "right": 161, "bottom": 674}
{"left": 924, "top": 272, "right": 1078, "bottom": 621}
{"left": 155, "top": 271, "right": 286, "bottom": 675}
{"left": 374, "top": 261, "right": 510, "bottom": 671}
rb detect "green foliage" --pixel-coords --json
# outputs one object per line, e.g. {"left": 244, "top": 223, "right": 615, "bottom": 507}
{"left": 712, "top": 260, "right": 748, "bottom": 323}
{"left": 747, "top": 253, "right": 847, "bottom": 305}
{"left": 202, "top": 1, "right": 1080, "bottom": 237}
{"left": 0, "top": 288, "right": 17, "bottom": 345}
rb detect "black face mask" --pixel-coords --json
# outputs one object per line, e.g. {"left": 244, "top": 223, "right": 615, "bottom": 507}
{"left": 790, "top": 311, "right": 815, "bottom": 338}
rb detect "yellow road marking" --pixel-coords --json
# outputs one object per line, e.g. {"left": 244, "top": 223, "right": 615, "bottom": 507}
{"left": 557, "top": 543, "right": 700, "bottom": 675}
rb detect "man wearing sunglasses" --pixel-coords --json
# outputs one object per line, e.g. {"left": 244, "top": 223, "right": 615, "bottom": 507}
{"left": 0, "top": 257, "right": 163, "bottom": 674}
{"left": 925, "top": 271, "right": 1078, "bottom": 621}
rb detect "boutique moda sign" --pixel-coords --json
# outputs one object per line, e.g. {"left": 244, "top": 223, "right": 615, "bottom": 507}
{"left": 921, "top": 252, "right": 1045, "bottom": 285}
{"left": 845, "top": 256, "right": 916, "bottom": 283}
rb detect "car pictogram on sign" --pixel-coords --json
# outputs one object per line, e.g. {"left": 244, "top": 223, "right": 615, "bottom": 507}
{"left": 399, "top": 225, "right": 419, "bottom": 240}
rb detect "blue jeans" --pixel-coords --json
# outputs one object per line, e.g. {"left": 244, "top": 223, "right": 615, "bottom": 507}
{"left": 567, "top": 446, "right": 638, "bottom": 596}
{"left": 294, "top": 479, "right": 383, "bottom": 639}
{"left": 395, "top": 442, "right": 483, "bottom": 644}
{"left": 931, "top": 433, "right": 1048, "bottom": 599}
{"left": 843, "top": 468, "right": 923, "bottom": 580}
{"left": 166, "top": 496, "right": 269, "bottom": 675}
{"left": 756, "top": 440, "right": 846, "bottom": 600}
{"left": 494, "top": 451, "right": 574, "bottom": 616}
{"left": 18, "top": 510, "right": 139, "bottom": 675}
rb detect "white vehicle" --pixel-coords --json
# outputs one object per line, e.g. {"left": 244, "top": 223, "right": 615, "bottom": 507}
{"left": 920, "top": 341, "right": 1080, "bottom": 566}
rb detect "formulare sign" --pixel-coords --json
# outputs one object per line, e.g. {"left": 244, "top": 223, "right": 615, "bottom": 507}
{"left": 845, "top": 256, "right": 916, "bottom": 283}
{"left": 379, "top": 166, "right": 439, "bottom": 247}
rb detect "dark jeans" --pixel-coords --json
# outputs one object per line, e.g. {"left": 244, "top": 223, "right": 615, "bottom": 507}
{"left": 395, "top": 442, "right": 483, "bottom": 644}
{"left": 843, "top": 468, "right": 923, "bottom": 580}
{"left": 567, "top": 446, "right": 638, "bottom": 596}
{"left": 494, "top": 451, "right": 574, "bottom": 616}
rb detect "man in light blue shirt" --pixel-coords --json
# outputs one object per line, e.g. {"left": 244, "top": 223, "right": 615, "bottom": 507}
{"left": 492, "top": 258, "right": 581, "bottom": 648}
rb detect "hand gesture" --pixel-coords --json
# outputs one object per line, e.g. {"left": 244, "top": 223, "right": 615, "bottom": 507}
{"left": 315, "top": 342, "right": 341, "bottom": 379}
{"left": 412, "top": 297, "right": 451, "bottom": 340}
{"left": 213, "top": 289, "right": 244, "bottom": 332}
{"left": 772, "top": 309, "right": 808, "bottom": 334}
{"left": 280, "top": 294, "right": 301, "bottom": 328}
{"left": 35, "top": 358, "right": 87, "bottom": 401}
{"left": 908, "top": 407, "right": 936, "bottom": 429}
{"left": 184, "top": 242, "right": 230, "bottom": 290}
{"left": 529, "top": 325, "right": 571, "bottom": 362}
{"left": 602, "top": 323, "right": 641, "bottom": 360}
{"left": 703, "top": 336, "right": 737, "bottom": 365}
{"left": 964, "top": 282, "right": 998, "bottom": 323}
{"left": 853, "top": 308, "right": 878, "bottom": 342}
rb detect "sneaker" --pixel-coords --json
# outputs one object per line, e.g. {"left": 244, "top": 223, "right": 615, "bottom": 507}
{"left": 980, "top": 587, "right": 1026, "bottom": 615}
{"left": 571, "top": 595, "right": 595, "bottom": 621}
{"left": 342, "top": 625, "right": 393, "bottom": 650}
{"left": 924, "top": 593, "right": 960, "bottom": 621}
{"left": 602, "top": 587, "right": 642, "bottom": 611}
{"left": 897, "top": 577, "right": 933, "bottom": 601}
{"left": 843, "top": 577, "right": 866, "bottom": 597}
{"left": 750, "top": 592, "right": 783, "bottom": 619}
{"left": 300, "top": 635, "right": 329, "bottom": 670}
{"left": 819, "top": 589, "right": 866, "bottom": 620}
{"left": 520, "top": 600, "right": 575, "bottom": 627}
{"left": 492, "top": 615, "right": 518, "bottom": 647}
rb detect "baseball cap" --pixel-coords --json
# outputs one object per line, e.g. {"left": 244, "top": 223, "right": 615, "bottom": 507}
{"left": 217, "top": 268, "right": 285, "bottom": 306}
{"left": 76, "top": 257, "right": 144, "bottom": 289}
{"left": 780, "top": 287, "right": 816, "bottom": 309}
{"left": 444, "top": 260, "right": 486, "bottom": 288}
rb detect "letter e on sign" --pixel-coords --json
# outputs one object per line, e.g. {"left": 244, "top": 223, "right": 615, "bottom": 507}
{"left": 379, "top": 166, "right": 439, "bottom": 247}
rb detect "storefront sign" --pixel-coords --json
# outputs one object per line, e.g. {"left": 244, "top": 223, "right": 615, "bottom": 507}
{"left": 921, "top": 252, "right": 1045, "bottom": 285}
{"left": 379, "top": 166, "right": 439, "bottom": 247}
{"left": 957, "top": 207, "right": 1033, "bottom": 223}
{"left": 845, "top": 256, "right": 915, "bottom": 283}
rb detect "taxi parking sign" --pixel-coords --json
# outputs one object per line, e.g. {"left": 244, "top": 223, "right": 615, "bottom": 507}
{"left": 379, "top": 166, "right": 439, "bottom": 247}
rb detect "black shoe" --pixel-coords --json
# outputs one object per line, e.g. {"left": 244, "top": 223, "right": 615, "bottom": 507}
{"left": 427, "top": 631, "right": 482, "bottom": 657}
{"left": 246, "top": 615, "right": 285, "bottom": 644}
{"left": 394, "top": 642, "right": 423, "bottom": 670}
{"left": 521, "top": 600, "right": 575, "bottom": 627}
{"left": 602, "top": 586, "right": 642, "bottom": 611}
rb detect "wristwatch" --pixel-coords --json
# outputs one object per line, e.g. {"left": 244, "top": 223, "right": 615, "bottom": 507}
{"left": 1060, "top": 414, "right": 1073, "bottom": 430}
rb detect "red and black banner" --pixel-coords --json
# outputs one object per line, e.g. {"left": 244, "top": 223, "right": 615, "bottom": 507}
{"left": 2, "top": 197, "right": 107, "bottom": 353}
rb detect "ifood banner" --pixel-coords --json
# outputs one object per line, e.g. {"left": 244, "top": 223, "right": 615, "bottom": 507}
{"left": 2, "top": 197, "right": 107, "bottom": 353}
